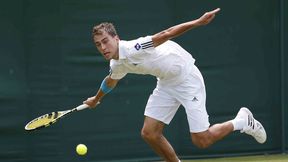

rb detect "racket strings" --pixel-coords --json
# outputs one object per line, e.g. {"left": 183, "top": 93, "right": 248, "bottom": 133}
{"left": 53, "top": 112, "right": 58, "bottom": 119}
{"left": 26, "top": 113, "right": 57, "bottom": 130}
{"left": 48, "top": 113, "right": 53, "bottom": 119}
{"left": 25, "top": 110, "right": 71, "bottom": 131}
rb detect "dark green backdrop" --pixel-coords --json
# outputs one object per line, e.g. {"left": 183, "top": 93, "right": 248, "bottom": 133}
{"left": 0, "top": 0, "right": 287, "bottom": 162}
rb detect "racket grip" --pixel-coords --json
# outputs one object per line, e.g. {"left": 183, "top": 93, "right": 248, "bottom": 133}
{"left": 76, "top": 104, "right": 90, "bottom": 111}
{"left": 76, "top": 102, "right": 100, "bottom": 111}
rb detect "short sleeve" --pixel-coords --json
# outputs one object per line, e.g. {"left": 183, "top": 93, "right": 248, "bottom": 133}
{"left": 128, "top": 36, "right": 155, "bottom": 55}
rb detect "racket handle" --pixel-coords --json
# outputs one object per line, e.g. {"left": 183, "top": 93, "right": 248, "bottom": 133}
{"left": 76, "top": 102, "right": 100, "bottom": 111}
{"left": 76, "top": 104, "right": 90, "bottom": 111}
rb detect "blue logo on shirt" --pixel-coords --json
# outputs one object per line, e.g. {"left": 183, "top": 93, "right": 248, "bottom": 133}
{"left": 134, "top": 43, "right": 141, "bottom": 50}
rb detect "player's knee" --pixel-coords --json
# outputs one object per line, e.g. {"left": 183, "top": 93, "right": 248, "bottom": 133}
{"left": 191, "top": 132, "right": 212, "bottom": 149}
{"left": 192, "top": 139, "right": 210, "bottom": 149}
{"left": 141, "top": 128, "right": 160, "bottom": 142}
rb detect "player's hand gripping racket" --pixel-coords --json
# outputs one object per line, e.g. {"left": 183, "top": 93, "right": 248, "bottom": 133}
{"left": 25, "top": 104, "right": 90, "bottom": 131}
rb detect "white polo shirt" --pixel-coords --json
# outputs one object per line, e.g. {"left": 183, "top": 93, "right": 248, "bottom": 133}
{"left": 109, "top": 36, "right": 195, "bottom": 85}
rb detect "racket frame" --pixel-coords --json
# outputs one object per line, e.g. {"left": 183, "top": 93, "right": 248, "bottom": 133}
{"left": 24, "top": 104, "right": 89, "bottom": 131}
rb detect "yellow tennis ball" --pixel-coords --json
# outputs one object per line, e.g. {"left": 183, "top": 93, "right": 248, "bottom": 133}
{"left": 76, "top": 144, "right": 87, "bottom": 155}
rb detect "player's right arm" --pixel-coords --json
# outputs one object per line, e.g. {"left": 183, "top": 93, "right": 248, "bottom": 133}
{"left": 83, "top": 75, "right": 119, "bottom": 108}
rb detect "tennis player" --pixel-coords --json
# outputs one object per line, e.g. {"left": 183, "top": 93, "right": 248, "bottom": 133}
{"left": 84, "top": 8, "right": 266, "bottom": 162}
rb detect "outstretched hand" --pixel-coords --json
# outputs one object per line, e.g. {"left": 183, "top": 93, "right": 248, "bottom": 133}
{"left": 83, "top": 96, "right": 100, "bottom": 108}
{"left": 196, "top": 8, "right": 221, "bottom": 26}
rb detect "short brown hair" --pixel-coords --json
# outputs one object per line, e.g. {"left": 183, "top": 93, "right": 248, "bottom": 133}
{"left": 92, "top": 22, "right": 118, "bottom": 37}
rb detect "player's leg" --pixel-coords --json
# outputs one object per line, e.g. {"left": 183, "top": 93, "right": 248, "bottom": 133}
{"left": 182, "top": 65, "right": 266, "bottom": 148}
{"left": 177, "top": 64, "right": 234, "bottom": 148}
{"left": 191, "top": 121, "right": 234, "bottom": 148}
{"left": 191, "top": 107, "right": 267, "bottom": 148}
{"left": 141, "top": 116, "right": 180, "bottom": 162}
{"left": 143, "top": 85, "right": 181, "bottom": 162}
{"left": 183, "top": 92, "right": 266, "bottom": 148}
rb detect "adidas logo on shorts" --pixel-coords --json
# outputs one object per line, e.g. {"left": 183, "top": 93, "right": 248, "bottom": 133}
{"left": 192, "top": 97, "right": 198, "bottom": 102}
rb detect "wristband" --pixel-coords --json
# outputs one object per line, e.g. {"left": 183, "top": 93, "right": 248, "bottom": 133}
{"left": 100, "top": 79, "right": 113, "bottom": 94}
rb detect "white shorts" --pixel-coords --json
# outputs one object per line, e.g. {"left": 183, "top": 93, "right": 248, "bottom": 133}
{"left": 144, "top": 65, "right": 210, "bottom": 133}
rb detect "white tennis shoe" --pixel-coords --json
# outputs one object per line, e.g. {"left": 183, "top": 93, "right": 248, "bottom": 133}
{"left": 235, "top": 107, "right": 267, "bottom": 144}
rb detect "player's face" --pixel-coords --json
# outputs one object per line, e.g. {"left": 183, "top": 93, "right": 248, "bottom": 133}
{"left": 93, "top": 31, "right": 119, "bottom": 60}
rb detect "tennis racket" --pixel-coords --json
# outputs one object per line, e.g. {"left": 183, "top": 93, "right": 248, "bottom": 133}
{"left": 25, "top": 104, "right": 90, "bottom": 131}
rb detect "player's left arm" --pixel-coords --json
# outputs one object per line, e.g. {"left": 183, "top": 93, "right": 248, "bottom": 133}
{"left": 83, "top": 75, "right": 119, "bottom": 108}
{"left": 152, "top": 8, "right": 220, "bottom": 47}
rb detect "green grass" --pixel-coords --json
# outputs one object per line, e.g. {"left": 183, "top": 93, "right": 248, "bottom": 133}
{"left": 184, "top": 154, "right": 288, "bottom": 162}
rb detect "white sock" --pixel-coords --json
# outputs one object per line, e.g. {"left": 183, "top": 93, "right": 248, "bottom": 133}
{"left": 231, "top": 118, "right": 245, "bottom": 131}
